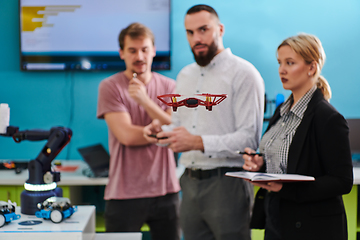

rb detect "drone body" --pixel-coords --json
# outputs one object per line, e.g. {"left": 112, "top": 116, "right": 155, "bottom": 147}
{"left": 157, "top": 93, "right": 227, "bottom": 112}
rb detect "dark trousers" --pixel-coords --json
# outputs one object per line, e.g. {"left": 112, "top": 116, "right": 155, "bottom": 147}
{"left": 264, "top": 191, "right": 281, "bottom": 240}
{"left": 180, "top": 168, "right": 253, "bottom": 240}
{"left": 105, "top": 192, "right": 180, "bottom": 240}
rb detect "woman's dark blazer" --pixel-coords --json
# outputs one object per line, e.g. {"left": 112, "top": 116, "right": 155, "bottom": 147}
{"left": 252, "top": 89, "right": 353, "bottom": 240}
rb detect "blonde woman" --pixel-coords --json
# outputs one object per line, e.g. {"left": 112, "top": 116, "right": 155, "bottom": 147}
{"left": 243, "top": 33, "right": 353, "bottom": 240}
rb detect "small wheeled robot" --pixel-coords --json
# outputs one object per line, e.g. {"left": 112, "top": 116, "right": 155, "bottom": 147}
{"left": 0, "top": 200, "right": 21, "bottom": 227}
{"left": 35, "top": 197, "right": 77, "bottom": 223}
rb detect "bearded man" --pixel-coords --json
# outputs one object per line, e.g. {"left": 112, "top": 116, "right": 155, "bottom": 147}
{"left": 143, "top": 4, "right": 265, "bottom": 240}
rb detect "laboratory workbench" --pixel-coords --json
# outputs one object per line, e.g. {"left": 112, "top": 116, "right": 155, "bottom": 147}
{"left": 0, "top": 160, "right": 359, "bottom": 239}
{"left": 0, "top": 205, "right": 96, "bottom": 240}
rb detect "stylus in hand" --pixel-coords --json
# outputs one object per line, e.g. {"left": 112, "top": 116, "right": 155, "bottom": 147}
{"left": 236, "top": 151, "right": 264, "bottom": 157}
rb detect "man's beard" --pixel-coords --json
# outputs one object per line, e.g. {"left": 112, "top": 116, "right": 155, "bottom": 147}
{"left": 191, "top": 40, "right": 218, "bottom": 67}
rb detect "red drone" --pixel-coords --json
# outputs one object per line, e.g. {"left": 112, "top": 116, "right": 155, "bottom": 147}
{"left": 157, "top": 93, "right": 227, "bottom": 112}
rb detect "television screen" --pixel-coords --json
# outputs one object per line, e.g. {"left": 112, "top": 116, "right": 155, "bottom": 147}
{"left": 19, "top": 0, "right": 171, "bottom": 71}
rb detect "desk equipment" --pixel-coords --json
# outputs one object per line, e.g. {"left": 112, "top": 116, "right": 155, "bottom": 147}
{"left": 0, "top": 126, "right": 72, "bottom": 214}
{"left": 0, "top": 200, "right": 20, "bottom": 228}
{"left": 347, "top": 119, "right": 360, "bottom": 161}
{"left": 0, "top": 103, "right": 10, "bottom": 134}
{"left": 35, "top": 196, "right": 77, "bottom": 223}
{"left": 0, "top": 160, "right": 28, "bottom": 173}
{"left": 77, "top": 144, "right": 109, "bottom": 178}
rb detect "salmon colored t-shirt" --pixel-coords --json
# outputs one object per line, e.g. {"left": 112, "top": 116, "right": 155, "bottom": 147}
{"left": 97, "top": 72, "right": 180, "bottom": 200}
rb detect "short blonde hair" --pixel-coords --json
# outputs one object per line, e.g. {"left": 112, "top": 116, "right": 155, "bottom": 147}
{"left": 278, "top": 33, "right": 331, "bottom": 101}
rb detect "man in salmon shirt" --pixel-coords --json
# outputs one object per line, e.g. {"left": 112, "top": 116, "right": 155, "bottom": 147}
{"left": 97, "top": 22, "right": 180, "bottom": 240}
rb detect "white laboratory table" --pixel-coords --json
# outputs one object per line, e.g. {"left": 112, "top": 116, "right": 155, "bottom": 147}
{"left": 0, "top": 159, "right": 185, "bottom": 206}
{"left": 0, "top": 160, "right": 186, "bottom": 186}
{"left": 95, "top": 232, "right": 142, "bottom": 240}
{"left": 0, "top": 205, "right": 95, "bottom": 240}
{"left": 0, "top": 160, "right": 108, "bottom": 186}
{"left": 0, "top": 160, "right": 185, "bottom": 234}
{"left": 0, "top": 160, "right": 110, "bottom": 207}
{"left": 3, "top": 161, "right": 358, "bottom": 239}
{"left": 353, "top": 167, "right": 360, "bottom": 184}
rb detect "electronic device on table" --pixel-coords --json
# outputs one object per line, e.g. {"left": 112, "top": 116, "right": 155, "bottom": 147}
{"left": 347, "top": 119, "right": 360, "bottom": 164}
{"left": 77, "top": 144, "right": 109, "bottom": 178}
{"left": 0, "top": 160, "right": 28, "bottom": 174}
{"left": 0, "top": 200, "right": 21, "bottom": 227}
{"left": 35, "top": 196, "right": 77, "bottom": 223}
{"left": 0, "top": 126, "right": 72, "bottom": 215}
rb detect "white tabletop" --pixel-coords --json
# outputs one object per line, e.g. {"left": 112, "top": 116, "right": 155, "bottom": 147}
{"left": 2, "top": 160, "right": 357, "bottom": 185}
{"left": 0, "top": 160, "right": 108, "bottom": 186}
{"left": 95, "top": 232, "right": 142, "bottom": 240}
{"left": 0, "top": 205, "right": 95, "bottom": 240}
{"left": 0, "top": 160, "right": 186, "bottom": 186}
{"left": 353, "top": 167, "right": 360, "bottom": 184}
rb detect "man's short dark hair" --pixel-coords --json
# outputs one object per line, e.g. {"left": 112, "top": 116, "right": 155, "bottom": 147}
{"left": 186, "top": 4, "right": 219, "bottom": 20}
{"left": 118, "top": 22, "right": 155, "bottom": 50}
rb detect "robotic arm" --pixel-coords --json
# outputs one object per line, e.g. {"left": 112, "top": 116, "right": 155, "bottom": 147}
{"left": 1, "top": 126, "right": 72, "bottom": 214}
{"left": 11, "top": 127, "right": 72, "bottom": 185}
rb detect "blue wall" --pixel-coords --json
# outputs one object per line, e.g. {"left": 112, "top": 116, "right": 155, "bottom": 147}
{"left": 1, "top": 0, "right": 360, "bottom": 160}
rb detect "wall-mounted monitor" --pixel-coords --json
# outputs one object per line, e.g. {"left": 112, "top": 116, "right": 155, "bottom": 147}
{"left": 19, "top": 0, "right": 171, "bottom": 71}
